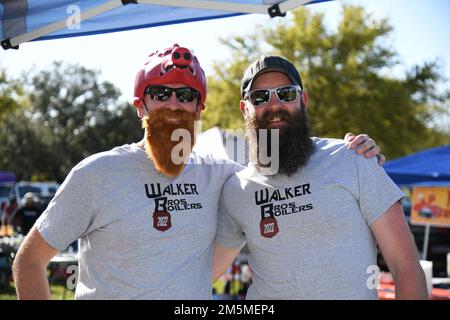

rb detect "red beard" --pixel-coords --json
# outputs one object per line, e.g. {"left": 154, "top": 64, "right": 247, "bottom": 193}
{"left": 142, "top": 109, "right": 196, "bottom": 177}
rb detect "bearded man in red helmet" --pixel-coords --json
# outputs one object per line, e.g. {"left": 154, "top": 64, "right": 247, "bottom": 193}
{"left": 12, "top": 44, "right": 382, "bottom": 300}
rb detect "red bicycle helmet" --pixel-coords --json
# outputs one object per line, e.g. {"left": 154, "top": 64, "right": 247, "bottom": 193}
{"left": 133, "top": 44, "right": 207, "bottom": 110}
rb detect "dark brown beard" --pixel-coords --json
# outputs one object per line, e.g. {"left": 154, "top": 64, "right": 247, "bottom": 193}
{"left": 142, "top": 109, "right": 196, "bottom": 177}
{"left": 245, "top": 105, "right": 315, "bottom": 176}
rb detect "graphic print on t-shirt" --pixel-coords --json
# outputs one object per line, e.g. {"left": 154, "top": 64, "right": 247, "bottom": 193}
{"left": 254, "top": 183, "right": 313, "bottom": 238}
{"left": 259, "top": 203, "right": 279, "bottom": 238}
{"left": 152, "top": 197, "right": 172, "bottom": 231}
{"left": 145, "top": 183, "right": 203, "bottom": 231}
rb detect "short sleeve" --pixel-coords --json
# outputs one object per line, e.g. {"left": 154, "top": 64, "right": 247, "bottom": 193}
{"left": 36, "top": 165, "right": 98, "bottom": 251}
{"left": 354, "top": 155, "right": 405, "bottom": 226}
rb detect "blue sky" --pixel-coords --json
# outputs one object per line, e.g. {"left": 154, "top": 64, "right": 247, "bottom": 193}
{"left": 1, "top": 0, "right": 449, "bottom": 103}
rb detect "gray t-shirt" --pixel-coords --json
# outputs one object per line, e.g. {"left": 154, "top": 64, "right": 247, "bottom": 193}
{"left": 215, "top": 138, "right": 405, "bottom": 300}
{"left": 36, "top": 143, "right": 242, "bottom": 299}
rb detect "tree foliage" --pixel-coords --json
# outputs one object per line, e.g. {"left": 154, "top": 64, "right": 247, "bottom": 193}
{"left": 0, "top": 62, "right": 142, "bottom": 182}
{"left": 201, "top": 5, "right": 450, "bottom": 158}
{"left": 0, "top": 69, "right": 24, "bottom": 122}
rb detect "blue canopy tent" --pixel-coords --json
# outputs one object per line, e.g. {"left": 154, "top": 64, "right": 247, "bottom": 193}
{"left": 385, "top": 145, "right": 450, "bottom": 260}
{"left": 0, "top": 170, "right": 15, "bottom": 183}
{"left": 1, "top": 0, "right": 331, "bottom": 50}
{"left": 384, "top": 144, "right": 450, "bottom": 186}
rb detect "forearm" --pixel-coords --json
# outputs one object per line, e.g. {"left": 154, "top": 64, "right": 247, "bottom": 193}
{"left": 13, "top": 261, "right": 51, "bottom": 300}
{"left": 391, "top": 263, "right": 428, "bottom": 300}
{"left": 212, "top": 243, "right": 240, "bottom": 282}
{"left": 213, "top": 263, "right": 229, "bottom": 283}
{"left": 212, "top": 255, "right": 232, "bottom": 282}
{"left": 372, "top": 203, "right": 429, "bottom": 299}
{"left": 212, "top": 271, "right": 223, "bottom": 283}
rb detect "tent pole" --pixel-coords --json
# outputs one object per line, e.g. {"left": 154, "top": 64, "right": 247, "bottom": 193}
{"left": 138, "top": 0, "right": 269, "bottom": 14}
{"left": 138, "top": 0, "right": 310, "bottom": 15}
{"left": 279, "top": 0, "right": 311, "bottom": 12}
{"left": 5, "top": 0, "right": 125, "bottom": 49}
{"left": 421, "top": 224, "right": 430, "bottom": 260}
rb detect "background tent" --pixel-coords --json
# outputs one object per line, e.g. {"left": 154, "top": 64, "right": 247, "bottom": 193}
{"left": 385, "top": 149, "right": 450, "bottom": 274}
{"left": 384, "top": 144, "right": 450, "bottom": 186}
{"left": 194, "top": 127, "right": 247, "bottom": 164}
{"left": 1, "top": 0, "right": 331, "bottom": 49}
{"left": 0, "top": 171, "right": 15, "bottom": 206}
{"left": 0, "top": 171, "right": 15, "bottom": 183}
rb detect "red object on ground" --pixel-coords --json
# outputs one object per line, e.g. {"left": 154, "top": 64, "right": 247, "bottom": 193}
{"left": 377, "top": 273, "right": 450, "bottom": 300}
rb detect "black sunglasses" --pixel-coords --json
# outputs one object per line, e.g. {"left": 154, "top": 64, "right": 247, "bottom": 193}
{"left": 144, "top": 85, "right": 199, "bottom": 103}
{"left": 246, "top": 85, "right": 302, "bottom": 106}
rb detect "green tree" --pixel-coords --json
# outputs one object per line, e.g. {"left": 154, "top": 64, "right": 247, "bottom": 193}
{"left": 202, "top": 34, "right": 265, "bottom": 130}
{"left": 202, "top": 5, "right": 450, "bottom": 159}
{"left": 0, "top": 68, "right": 24, "bottom": 122}
{"left": 0, "top": 109, "right": 52, "bottom": 180}
{"left": 0, "top": 62, "right": 142, "bottom": 181}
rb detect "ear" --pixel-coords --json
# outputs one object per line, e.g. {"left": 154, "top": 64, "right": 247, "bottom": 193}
{"left": 239, "top": 100, "right": 247, "bottom": 118}
{"left": 301, "top": 91, "right": 308, "bottom": 109}
{"left": 136, "top": 105, "right": 145, "bottom": 118}
{"left": 136, "top": 98, "right": 149, "bottom": 118}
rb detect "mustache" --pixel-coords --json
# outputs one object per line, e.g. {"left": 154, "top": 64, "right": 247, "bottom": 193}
{"left": 142, "top": 109, "right": 196, "bottom": 131}
{"left": 260, "top": 109, "right": 293, "bottom": 127}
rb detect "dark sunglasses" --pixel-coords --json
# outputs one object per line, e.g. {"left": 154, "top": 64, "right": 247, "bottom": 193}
{"left": 246, "top": 85, "right": 302, "bottom": 106}
{"left": 144, "top": 85, "right": 199, "bottom": 103}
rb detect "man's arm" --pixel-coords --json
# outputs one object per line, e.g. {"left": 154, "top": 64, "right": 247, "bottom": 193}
{"left": 212, "top": 243, "right": 241, "bottom": 282}
{"left": 13, "top": 226, "right": 58, "bottom": 299}
{"left": 371, "top": 202, "right": 428, "bottom": 299}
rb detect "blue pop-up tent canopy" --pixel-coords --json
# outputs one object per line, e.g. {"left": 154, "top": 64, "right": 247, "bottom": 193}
{"left": 1, "top": 0, "right": 332, "bottom": 50}
{"left": 384, "top": 144, "right": 450, "bottom": 186}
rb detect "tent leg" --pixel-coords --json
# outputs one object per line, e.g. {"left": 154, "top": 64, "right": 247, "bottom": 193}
{"left": 421, "top": 224, "right": 430, "bottom": 260}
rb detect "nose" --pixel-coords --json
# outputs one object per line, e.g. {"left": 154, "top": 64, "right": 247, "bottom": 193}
{"left": 172, "top": 47, "right": 192, "bottom": 67}
{"left": 264, "top": 89, "right": 283, "bottom": 111}
{"left": 165, "top": 92, "right": 183, "bottom": 111}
